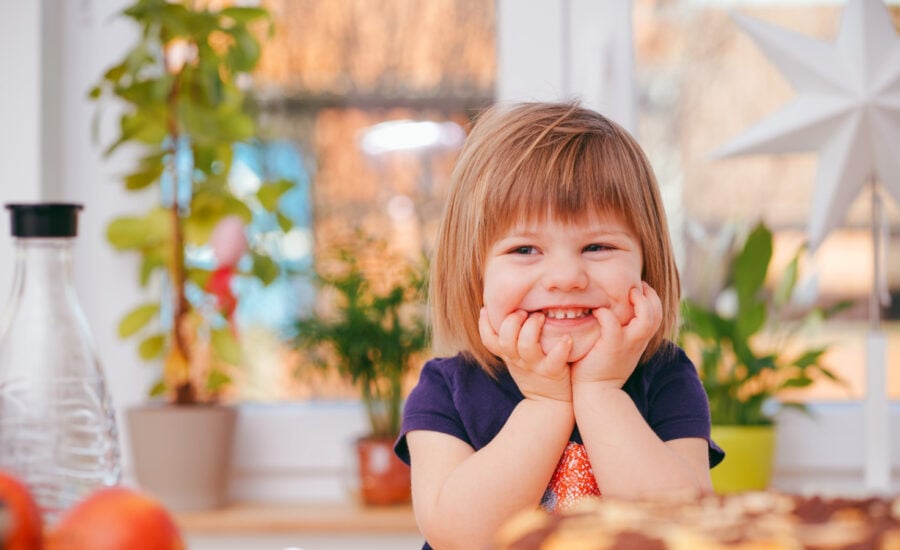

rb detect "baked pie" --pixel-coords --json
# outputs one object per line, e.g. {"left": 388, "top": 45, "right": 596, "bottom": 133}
{"left": 495, "top": 491, "right": 900, "bottom": 549}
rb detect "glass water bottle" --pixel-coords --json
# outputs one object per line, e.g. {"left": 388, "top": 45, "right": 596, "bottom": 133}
{"left": 0, "top": 203, "right": 121, "bottom": 524}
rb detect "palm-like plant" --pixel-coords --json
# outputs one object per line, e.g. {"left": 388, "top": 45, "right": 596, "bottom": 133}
{"left": 680, "top": 222, "right": 850, "bottom": 425}
{"left": 295, "top": 237, "right": 429, "bottom": 438}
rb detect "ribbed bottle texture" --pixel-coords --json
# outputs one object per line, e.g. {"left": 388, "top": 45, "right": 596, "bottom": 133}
{"left": 0, "top": 204, "right": 120, "bottom": 524}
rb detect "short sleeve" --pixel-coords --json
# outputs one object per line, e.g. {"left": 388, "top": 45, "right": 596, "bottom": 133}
{"left": 643, "top": 347, "right": 725, "bottom": 468}
{"left": 393, "top": 359, "right": 470, "bottom": 465}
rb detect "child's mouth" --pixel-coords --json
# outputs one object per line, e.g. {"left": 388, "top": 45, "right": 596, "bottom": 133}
{"left": 542, "top": 308, "right": 593, "bottom": 320}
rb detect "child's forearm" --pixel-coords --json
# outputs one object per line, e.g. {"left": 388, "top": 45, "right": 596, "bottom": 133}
{"left": 420, "top": 399, "right": 574, "bottom": 549}
{"left": 572, "top": 384, "right": 706, "bottom": 499}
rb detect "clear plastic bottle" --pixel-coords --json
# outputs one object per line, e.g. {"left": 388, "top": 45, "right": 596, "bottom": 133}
{"left": 0, "top": 203, "right": 120, "bottom": 524}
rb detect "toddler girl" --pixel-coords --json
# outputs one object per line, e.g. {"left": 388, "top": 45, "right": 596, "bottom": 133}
{"left": 394, "top": 102, "right": 723, "bottom": 550}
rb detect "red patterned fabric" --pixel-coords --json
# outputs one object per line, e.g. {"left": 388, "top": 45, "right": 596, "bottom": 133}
{"left": 541, "top": 441, "right": 601, "bottom": 512}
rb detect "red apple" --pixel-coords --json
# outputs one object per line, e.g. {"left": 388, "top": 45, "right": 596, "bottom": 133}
{"left": 46, "top": 487, "right": 185, "bottom": 550}
{"left": 0, "top": 470, "right": 43, "bottom": 550}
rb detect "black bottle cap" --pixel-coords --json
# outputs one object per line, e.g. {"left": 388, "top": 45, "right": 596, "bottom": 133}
{"left": 5, "top": 203, "right": 83, "bottom": 237}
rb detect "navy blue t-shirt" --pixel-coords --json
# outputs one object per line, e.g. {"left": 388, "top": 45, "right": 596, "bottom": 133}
{"left": 394, "top": 342, "right": 724, "bottom": 548}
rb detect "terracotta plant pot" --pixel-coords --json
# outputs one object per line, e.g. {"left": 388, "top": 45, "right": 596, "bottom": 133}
{"left": 710, "top": 424, "right": 775, "bottom": 494}
{"left": 356, "top": 436, "right": 411, "bottom": 506}
{"left": 126, "top": 404, "right": 237, "bottom": 512}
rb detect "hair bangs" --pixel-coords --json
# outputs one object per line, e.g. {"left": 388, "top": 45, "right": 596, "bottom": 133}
{"left": 480, "top": 131, "right": 637, "bottom": 243}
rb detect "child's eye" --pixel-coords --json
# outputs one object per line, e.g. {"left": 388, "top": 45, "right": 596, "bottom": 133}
{"left": 510, "top": 245, "right": 537, "bottom": 255}
{"left": 584, "top": 243, "right": 613, "bottom": 253}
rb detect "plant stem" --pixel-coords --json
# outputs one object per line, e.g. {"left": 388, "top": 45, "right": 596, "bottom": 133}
{"left": 389, "top": 369, "right": 402, "bottom": 437}
{"left": 166, "top": 68, "right": 195, "bottom": 405}
{"left": 361, "top": 379, "right": 381, "bottom": 438}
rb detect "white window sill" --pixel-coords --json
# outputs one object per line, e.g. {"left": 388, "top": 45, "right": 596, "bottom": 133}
{"left": 126, "top": 399, "right": 900, "bottom": 508}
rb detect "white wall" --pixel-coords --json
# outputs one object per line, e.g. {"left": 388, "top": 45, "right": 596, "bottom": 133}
{"left": 0, "top": 0, "right": 157, "bottom": 473}
{"left": 0, "top": 2, "right": 44, "bottom": 299}
{"left": 0, "top": 2, "right": 42, "bottom": 202}
{"left": 496, "top": 0, "right": 636, "bottom": 133}
{"left": 774, "top": 403, "right": 900, "bottom": 496}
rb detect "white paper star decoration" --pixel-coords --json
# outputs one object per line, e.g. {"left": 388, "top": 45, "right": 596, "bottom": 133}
{"left": 713, "top": 0, "right": 900, "bottom": 250}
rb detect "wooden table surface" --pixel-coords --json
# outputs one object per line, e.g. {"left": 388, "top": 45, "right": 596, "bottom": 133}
{"left": 176, "top": 501, "right": 419, "bottom": 535}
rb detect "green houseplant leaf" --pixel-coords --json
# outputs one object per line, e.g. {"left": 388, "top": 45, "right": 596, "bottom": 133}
{"left": 118, "top": 303, "right": 160, "bottom": 338}
{"left": 679, "top": 221, "right": 847, "bottom": 426}
{"left": 91, "top": 0, "right": 280, "bottom": 405}
{"left": 294, "top": 235, "right": 429, "bottom": 438}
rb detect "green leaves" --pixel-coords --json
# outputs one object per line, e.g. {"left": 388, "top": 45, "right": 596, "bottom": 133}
{"left": 178, "top": 98, "right": 256, "bottom": 146}
{"left": 733, "top": 223, "right": 772, "bottom": 304}
{"left": 138, "top": 334, "right": 166, "bottom": 360}
{"left": 226, "top": 26, "right": 262, "bottom": 72}
{"left": 206, "top": 369, "right": 232, "bottom": 393}
{"left": 679, "top": 221, "right": 849, "bottom": 426}
{"left": 221, "top": 6, "right": 271, "bottom": 24}
{"left": 118, "top": 304, "right": 166, "bottom": 361}
{"left": 773, "top": 254, "right": 799, "bottom": 308}
{"left": 295, "top": 238, "right": 429, "bottom": 437}
{"left": 106, "top": 208, "right": 171, "bottom": 251}
{"left": 90, "top": 0, "right": 281, "bottom": 404}
{"left": 123, "top": 153, "right": 166, "bottom": 190}
{"left": 118, "top": 303, "right": 160, "bottom": 338}
{"left": 184, "top": 193, "right": 251, "bottom": 246}
{"left": 251, "top": 253, "right": 279, "bottom": 285}
{"left": 211, "top": 328, "right": 243, "bottom": 366}
{"left": 257, "top": 180, "right": 294, "bottom": 211}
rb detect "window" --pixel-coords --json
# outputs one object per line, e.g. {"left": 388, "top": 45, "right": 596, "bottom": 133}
{"left": 225, "top": 0, "right": 496, "bottom": 401}
{"left": 635, "top": 0, "right": 900, "bottom": 400}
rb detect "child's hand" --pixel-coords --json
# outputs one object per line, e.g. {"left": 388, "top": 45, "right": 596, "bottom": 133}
{"left": 570, "top": 282, "right": 662, "bottom": 389}
{"left": 479, "top": 308, "right": 573, "bottom": 403}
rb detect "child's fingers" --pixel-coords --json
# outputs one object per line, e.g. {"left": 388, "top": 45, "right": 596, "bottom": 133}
{"left": 626, "top": 283, "right": 662, "bottom": 338}
{"left": 478, "top": 308, "right": 503, "bottom": 356}
{"left": 496, "top": 310, "right": 527, "bottom": 354}
{"left": 544, "top": 333, "right": 573, "bottom": 367}
{"left": 592, "top": 306, "right": 622, "bottom": 341}
{"left": 517, "top": 312, "right": 545, "bottom": 363}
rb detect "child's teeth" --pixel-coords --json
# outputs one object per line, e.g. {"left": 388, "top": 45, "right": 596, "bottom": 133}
{"left": 545, "top": 308, "right": 590, "bottom": 319}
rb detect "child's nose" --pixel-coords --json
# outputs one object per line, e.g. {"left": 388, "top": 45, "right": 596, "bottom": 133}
{"left": 541, "top": 260, "right": 589, "bottom": 291}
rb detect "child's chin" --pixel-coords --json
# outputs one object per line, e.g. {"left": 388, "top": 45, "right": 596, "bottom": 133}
{"left": 565, "top": 344, "right": 592, "bottom": 363}
{"left": 540, "top": 335, "right": 593, "bottom": 363}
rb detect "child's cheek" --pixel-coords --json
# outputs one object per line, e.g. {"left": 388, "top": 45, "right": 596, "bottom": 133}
{"left": 483, "top": 280, "right": 526, "bottom": 333}
{"left": 482, "top": 300, "right": 509, "bottom": 335}
{"left": 611, "top": 285, "right": 640, "bottom": 325}
{"left": 487, "top": 308, "right": 503, "bottom": 334}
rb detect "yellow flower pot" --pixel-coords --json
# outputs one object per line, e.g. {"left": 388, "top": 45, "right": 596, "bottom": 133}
{"left": 710, "top": 425, "right": 775, "bottom": 494}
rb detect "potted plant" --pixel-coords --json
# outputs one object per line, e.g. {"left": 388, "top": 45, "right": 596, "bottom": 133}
{"left": 89, "top": 0, "right": 291, "bottom": 511}
{"left": 294, "top": 234, "right": 429, "bottom": 505}
{"left": 679, "top": 221, "right": 850, "bottom": 493}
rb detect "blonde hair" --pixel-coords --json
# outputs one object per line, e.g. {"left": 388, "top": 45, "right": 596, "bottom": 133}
{"left": 430, "top": 102, "right": 680, "bottom": 373}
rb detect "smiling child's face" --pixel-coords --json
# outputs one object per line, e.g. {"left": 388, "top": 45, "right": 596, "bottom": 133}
{"left": 481, "top": 213, "right": 644, "bottom": 363}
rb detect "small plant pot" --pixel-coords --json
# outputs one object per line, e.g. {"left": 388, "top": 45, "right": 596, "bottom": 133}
{"left": 355, "top": 436, "right": 411, "bottom": 506}
{"left": 710, "top": 424, "right": 775, "bottom": 494}
{"left": 127, "top": 403, "right": 237, "bottom": 511}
